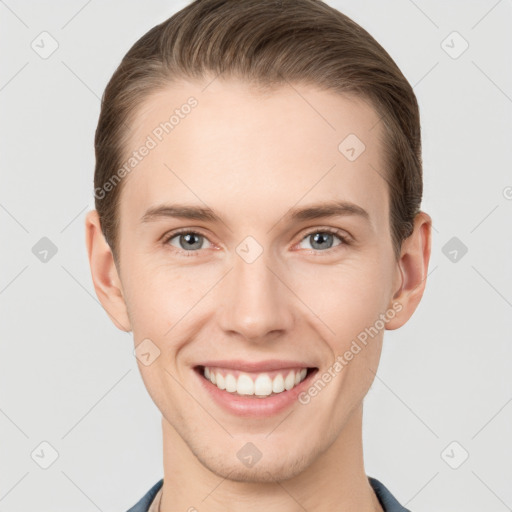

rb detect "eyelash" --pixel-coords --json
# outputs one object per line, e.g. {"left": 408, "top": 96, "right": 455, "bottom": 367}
{"left": 162, "top": 227, "right": 351, "bottom": 258}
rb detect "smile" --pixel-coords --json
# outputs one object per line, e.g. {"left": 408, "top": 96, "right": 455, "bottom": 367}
{"left": 202, "top": 366, "right": 310, "bottom": 397}
{"left": 193, "top": 364, "right": 319, "bottom": 417}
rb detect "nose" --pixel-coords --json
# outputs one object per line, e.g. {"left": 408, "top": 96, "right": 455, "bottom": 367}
{"left": 217, "top": 247, "right": 295, "bottom": 343}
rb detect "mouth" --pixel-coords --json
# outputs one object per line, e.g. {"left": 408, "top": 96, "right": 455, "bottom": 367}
{"left": 194, "top": 365, "right": 318, "bottom": 398}
{"left": 192, "top": 363, "right": 320, "bottom": 417}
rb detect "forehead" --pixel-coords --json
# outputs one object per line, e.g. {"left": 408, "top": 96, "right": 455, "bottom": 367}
{"left": 119, "top": 78, "right": 389, "bottom": 232}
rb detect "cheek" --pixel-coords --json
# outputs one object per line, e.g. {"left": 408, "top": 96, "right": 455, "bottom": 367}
{"left": 123, "top": 262, "right": 194, "bottom": 330}
{"left": 288, "top": 256, "right": 390, "bottom": 340}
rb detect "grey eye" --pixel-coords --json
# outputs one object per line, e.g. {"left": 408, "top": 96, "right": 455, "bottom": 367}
{"left": 298, "top": 231, "right": 343, "bottom": 251}
{"left": 168, "top": 232, "right": 212, "bottom": 251}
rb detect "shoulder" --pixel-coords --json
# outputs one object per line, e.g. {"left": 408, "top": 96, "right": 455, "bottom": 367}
{"left": 125, "top": 479, "right": 164, "bottom": 512}
{"left": 368, "top": 476, "right": 412, "bottom": 512}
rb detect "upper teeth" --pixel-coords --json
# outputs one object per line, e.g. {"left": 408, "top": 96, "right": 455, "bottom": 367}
{"left": 203, "top": 367, "right": 308, "bottom": 397}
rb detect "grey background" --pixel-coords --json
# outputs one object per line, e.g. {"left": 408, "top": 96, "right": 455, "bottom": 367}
{"left": 1, "top": 0, "right": 511, "bottom": 510}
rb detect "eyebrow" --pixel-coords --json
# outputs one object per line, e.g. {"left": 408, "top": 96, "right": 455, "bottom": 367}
{"left": 140, "top": 200, "right": 370, "bottom": 226}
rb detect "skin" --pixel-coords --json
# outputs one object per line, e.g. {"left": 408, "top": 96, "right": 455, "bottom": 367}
{"left": 85, "top": 77, "right": 431, "bottom": 512}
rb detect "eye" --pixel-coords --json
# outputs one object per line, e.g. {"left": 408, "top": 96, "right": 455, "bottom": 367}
{"left": 162, "top": 227, "right": 351, "bottom": 257}
{"left": 296, "top": 228, "right": 350, "bottom": 253}
{"left": 163, "top": 229, "right": 213, "bottom": 256}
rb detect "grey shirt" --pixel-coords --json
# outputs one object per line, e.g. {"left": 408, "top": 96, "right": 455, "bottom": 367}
{"left": 126, "top": 476, "right": 411, "bottom": 511}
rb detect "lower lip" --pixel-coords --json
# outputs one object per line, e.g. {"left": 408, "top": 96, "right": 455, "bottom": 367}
{"left": 194, "top": 367, "right": 318, "bottom": 417}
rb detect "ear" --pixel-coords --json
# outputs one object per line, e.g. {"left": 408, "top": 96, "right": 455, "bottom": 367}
{"left": 85, "top": 210, "right": 132, "bottom": 332}
{"left": 386, "top": 211, "right": 432, "bottom": 330}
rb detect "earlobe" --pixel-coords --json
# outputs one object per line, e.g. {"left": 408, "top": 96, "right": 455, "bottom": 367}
{"left": 84, "top": 210, "right": 132, "bottom": 332}
{"left": 386, "top": 211, "right": 432, "bottom": 331}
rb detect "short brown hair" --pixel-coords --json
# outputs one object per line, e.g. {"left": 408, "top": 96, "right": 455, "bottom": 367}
{"left": 94, "top": 0, "right": 423, "bottom": 266}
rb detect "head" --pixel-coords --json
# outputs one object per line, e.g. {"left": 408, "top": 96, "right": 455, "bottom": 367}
{"left": 86, "top": 0, "right": 431, "bottom": 483}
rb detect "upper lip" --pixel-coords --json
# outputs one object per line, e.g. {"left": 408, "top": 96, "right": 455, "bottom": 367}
{"left": 195, "top": 359, "right": 316, "bottom": 373}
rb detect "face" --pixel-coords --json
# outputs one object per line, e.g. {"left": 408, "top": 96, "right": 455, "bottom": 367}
{"left": 100, "top": 78, "right": 406, "bottom": 482}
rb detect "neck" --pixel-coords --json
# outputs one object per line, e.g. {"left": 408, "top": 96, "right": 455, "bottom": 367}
{"left": 159, "top": 404, "right": 383, "bottom": 512}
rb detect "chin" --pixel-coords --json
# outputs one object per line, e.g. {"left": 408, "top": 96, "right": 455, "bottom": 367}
{"left": 198, "top": 450, "right": 312, "bottom": 484}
